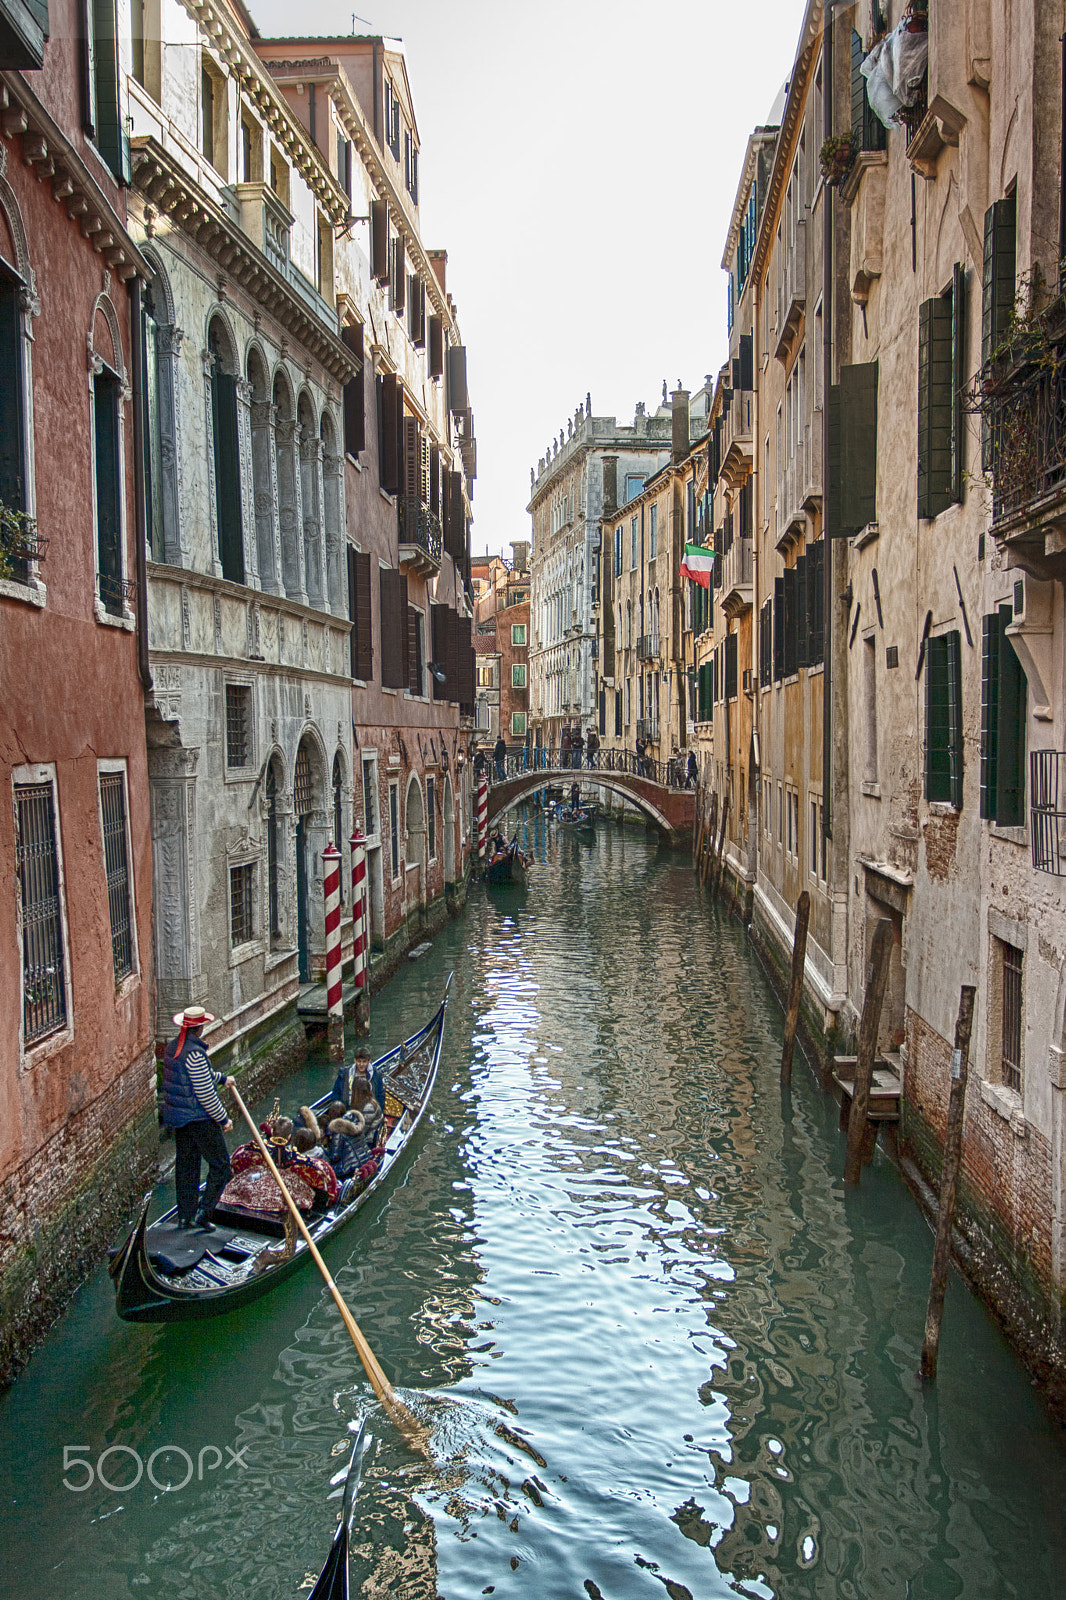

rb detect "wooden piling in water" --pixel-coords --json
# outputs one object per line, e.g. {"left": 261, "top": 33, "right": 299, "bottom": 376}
{"left": 920, "top": 984, "right": 976, "bottom": 1381}
{"left": 843, "top": 918, "right": 894, "bottom": 1185}
{"left": 713, "top": 796, "right": 729, "bottom": 896}
{"left": 700, "top": 793, "right": 718, "bottom": 888}
{"left": 780, "top": 891, "right": 811, "bottom": 1089}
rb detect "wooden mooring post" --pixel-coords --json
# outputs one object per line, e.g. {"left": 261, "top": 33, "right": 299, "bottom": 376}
{"left": 843, "top": 918, "right": 894, "bottom": 1185}
{"left": 780, "top": 891, "right": 811, "bottom": 1088}
{"left": 713, "top": 795, "right": 730, "bottom": 895}
{"left": 700, "top": 793, "right": 718, "bottom": 888}
{"left": 920, "top": 984, "right": 976, "bottom": 1381}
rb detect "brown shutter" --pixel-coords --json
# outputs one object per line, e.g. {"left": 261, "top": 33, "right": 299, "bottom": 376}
{"left": 428, "top": 315, "right": 443, "bottom": 378}
{"left": 407, "top": 604, "right": 422, "bottom": 695}
{"left": 393, "top": 236, "right": 406, "bottom": 314}
{"left": 370, "top": 198, "right": 389, "bottom": 283}
{"left": 431, "top": 603, "right": 449, "bottom": 701}
{"left": 379, "top": 567, "right": 409, "bottom": 687}
{"left": 355, "top": 549, "right": 373, "bottom": 681}
{"left": 342, "top": 323, "right": 364, "bottom": 458}
{"left": 429, "top": 443, "right": 440, "bottom": 516}
{"left": 416, "top": 281, "right": 427, "bottom": 348}
{"left": 379, "top": 373, "right": 401, "bottom": 495}
{"left": 447, "top": 344, "right": 468, "bottom": 412}
{"left": 403, "top": 415, "right": 420, "bottom": 501}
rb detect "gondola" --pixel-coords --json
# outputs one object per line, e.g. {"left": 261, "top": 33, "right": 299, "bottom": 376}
{"left": 554, "top": 803, "right": 595, "bottom": 836}
{"left": 485, "top": 838, "right": 526, "bottom": 885}
{"left": 109, "top": 981, "right": 449, "bottom": 1323}
{"left": 308, "top": 1418, "right": 369, "bottom": 1600}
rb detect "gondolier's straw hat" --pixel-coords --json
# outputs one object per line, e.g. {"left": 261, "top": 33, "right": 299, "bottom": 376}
{"left": 172, "top": 1005, "right": 216, "bottom": 1053}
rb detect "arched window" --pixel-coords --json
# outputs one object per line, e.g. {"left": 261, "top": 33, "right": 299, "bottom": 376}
{"left": 89, "top": 295, "right": 128, "bottom": 618}
{"left": 248, "top": 347, "right": 278, "bottom": 592}
{"left": 142, "top": 279, "right": 165, "bottom": 561}
{"left": 297, "top": 390, "right": 322, "bottom": 609}
{"left": 0, "top": 257, "right": 28, "bottom": 582}
{"left": 273, "top": 372, "right": 302, "bottom": 602}
{"left": 332, "top": 751, "right": 346, "bottom": 904}
{"left": 208, "top": 318, "right": 243, "bottom": 584}
{"left": 626, "top": 599, "right": 632, "bottom": 649}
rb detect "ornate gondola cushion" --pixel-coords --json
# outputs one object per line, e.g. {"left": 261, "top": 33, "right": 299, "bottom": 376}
{"left": 219, "top": 1166, "right": 316, "bottom": 1213}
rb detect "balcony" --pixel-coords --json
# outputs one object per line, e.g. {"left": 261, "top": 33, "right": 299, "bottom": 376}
{"left": 398, "top": 496, "right": 442, "bottom": 574}
{"left": 987, "top": 335, "right": 1066, "bottom": 576}
{"left": 721, "top": 389, "right": 754, "bottom": 489}
{"left": 233, "top": 182, "right": 293, "bottom": 278}
{"left": 777, "top": 445, "right": 808, "bottom": 554}
{"left": 637, "top": 717, "right": 660, "bottom": 743}
{"left": 636, "top": 634, "right": 660, "bottom": 661}
{"left": 720, "top": 535, "right": 753, "bottom": 617}
{"left": 774, "top": 217, "right": 806, "bottom": 363}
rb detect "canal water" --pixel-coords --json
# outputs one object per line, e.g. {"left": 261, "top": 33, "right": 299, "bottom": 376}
{"left": 1, "top": 814, "right": 1064, "bottom": 1599}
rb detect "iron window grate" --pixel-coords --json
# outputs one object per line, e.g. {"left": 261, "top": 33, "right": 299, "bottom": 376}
{"left": 1030, "top": 750, "right": 1066, "bottom": 874}
{"left": 100, "top": 773, "right": 133, "bottom": 981}
{"left": 16, "top": 782, "right": 68, "bottom": 1043}
{"left": 230, "top": 862, "right": 255, "bottom": 947}
{"left": 225, "top": 684, "right": 251, "bottom": 768}
{"left": 1001, "top": 941, "right": 1023, "bottom": 1094}
{"left": 294, "top": 744, "right": 313, "bottom": 816}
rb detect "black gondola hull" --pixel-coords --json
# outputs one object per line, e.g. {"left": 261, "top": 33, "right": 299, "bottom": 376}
{"left": 111, "top": 991, "right": 448, "bottom": 1323}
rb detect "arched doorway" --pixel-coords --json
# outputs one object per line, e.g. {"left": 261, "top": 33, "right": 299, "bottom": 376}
{"left": 443, "top": 775, "right": 455, "bottom": 884}
{"left": 405, "top": 776, "right": 425, "bottom": 910}
{"left": 294, "top": 737, "right": 317, "bottom": 981}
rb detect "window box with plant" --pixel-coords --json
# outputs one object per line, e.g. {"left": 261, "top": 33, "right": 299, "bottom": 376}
{"left": 819, "top": 134, "right": 855, "bottom": 188}
{"left": 0, "top": 503, "right": 46, "bottom": 583}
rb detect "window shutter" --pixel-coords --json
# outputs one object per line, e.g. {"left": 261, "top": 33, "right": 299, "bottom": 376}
{"left": 982, "top": 199, "right": 1016, "bottom": 470}
{"left": 918, "top": 295, "right": 953, "bottom": 518}
{"left": 429, "top": 314, "right": 444, "bottom": 378}
{"left": 980, "top": 610, "right": 999, "bottom": 818}
{"left": 378, "top": 373, "right": 401, "bottom": 495}
{"left": 447, "top": 345, "right": 468, "bottom": 412}
{"left": 81, "top": 0, "right": 97, "bottom": 134}
{"left": 342, "top": 324, "right": 364, "bottom": 457}
{"left": 355, "top": 549, "right": 373, "bottom": 680}
{"left": 403, "top": 415, "right": 419, "bottom": 501}
{"left": 773, "top": 575, "right": 785, "bottom": 679}
{"left": 379, "top": 567, "right": 408, "bottom": 688}
{"left": 370, "top": 199, "right": 389, "bottom": 282}
{"left": 393, "top": 236, "right": 406, "bottom": 314}
{"left": 0, "top": 270, "right": 25, "bottom": 520}
{"left": 429, "top": 443, "right": 440, "bottom": 516}
{"left": 951, "top": 262, "right": 966, "bottom": 504}
{"left": 725, "top": 632, "right": 738, "bottom": 700}
{"left": 840, "top": 361, "right": 878, "bottom": 531}
{"left": 760, "top": 598, "right": 772, "bottom": 686}
{"left": 795, "top": 552, "right": 809, "bottom": 670}
{"left": 783, "top": 565, "right": 798, "bottom": 676}
{"left": 407, "top": 604, "right": 421, "bottom": 695}
{"left": 431, "top": 603, "right": 450, "bottom": 701}
{"left": 211, "top": 370, "right": 244, "bottom": 584}
{"left": 947, "top": 629, "right": 963, "bottom": 808}
{"left": 444, "top": 469, "right": 465, "bottom": 561}
{"left": 808, "top": 540, "right": 825, "bottom": 665}
{"left": 415, "top": 281, "right": 427, "bottom": 349}
{"left": 94, "top": 373, "right": 121, "bottom": 599}
{"left": 996, "top": 606, "right": 1026, "bottom": 826}
{"left": 347, "top": 544, "right": 358, "bottom": 678}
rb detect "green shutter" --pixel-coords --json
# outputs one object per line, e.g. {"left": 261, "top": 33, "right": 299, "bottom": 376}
{"left": 91, "top": 0, "right": 128, "bottom": 181}
{"left": 0, "top": 270, "right": 25, "bottom": 515}
{"left": 996, "top": 606, "right": 1026, "bottom": 826}
{"left": 925, "top": 634, "right": 952, "bottom": 802}
{"left": 840, "top": 361, "right": 878, "bottom": 531}
{"left": 951, "top": 263, "right": 966, "bottom": 504}
{"left": 773, "top": 575, "right": 785, "bottom": 678}
{"left": 783, "top": 566, "right": 798, "bottom": 677}
{"left": 980, "top": 611, "right": 999, "bottom": 819}
{"left": 918, "top": 295, "right": 954, "bottom": 518}
{"left": 982, "top": 199, "right": 1016, "bottom": 470}
{"left": 795, "top": 552, "right": 808, "bottom": 669}
{"left": 947, "top": 629, "right": 963, "bottom": 808}
{"left": 808, "top": 541, "right": 825, "bottom": 665}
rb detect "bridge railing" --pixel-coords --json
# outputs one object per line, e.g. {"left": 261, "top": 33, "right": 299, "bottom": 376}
{"left": 477, "top": 746, "right": 696, "bottom": 791}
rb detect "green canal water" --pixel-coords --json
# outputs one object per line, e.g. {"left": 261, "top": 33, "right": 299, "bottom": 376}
{"left": 1, "top": 814, "right": 1064, "bottom": 1599}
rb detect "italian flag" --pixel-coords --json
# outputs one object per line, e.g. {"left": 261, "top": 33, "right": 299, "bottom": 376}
{"left": 680, "top": 542, "right": 714, "bottom": 589}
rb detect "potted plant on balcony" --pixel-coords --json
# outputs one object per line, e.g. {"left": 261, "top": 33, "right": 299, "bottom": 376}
{"left": 819, "top": 134, "right": 855, "bottom": 188}
{"left": 0, "top": 503, "right": 44, "bottom": 582}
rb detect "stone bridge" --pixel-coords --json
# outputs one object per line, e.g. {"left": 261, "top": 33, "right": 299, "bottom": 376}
{"left": 485, "top": 761, "right": 695, "bottom": 846}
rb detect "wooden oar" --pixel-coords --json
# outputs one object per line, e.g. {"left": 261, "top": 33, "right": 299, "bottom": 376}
{"left": 227, "top": 1083, "right": 428, "bottom": 1452}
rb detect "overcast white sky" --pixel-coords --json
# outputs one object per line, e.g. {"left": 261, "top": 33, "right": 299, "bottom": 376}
{"left": 251, "top": 0, "right": 803, "bottom": 555}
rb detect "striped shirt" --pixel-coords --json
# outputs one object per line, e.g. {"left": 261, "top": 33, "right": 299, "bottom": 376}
{"left": 185, "top": 1043, "right": 227, "bottom": 1123}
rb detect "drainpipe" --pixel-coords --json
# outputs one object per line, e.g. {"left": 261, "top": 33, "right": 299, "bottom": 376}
{"left": 822, "top": 6, "right": 834, "bottom": 845}
{"left": 128, "top": 277, "right": 152, "bottom": 692}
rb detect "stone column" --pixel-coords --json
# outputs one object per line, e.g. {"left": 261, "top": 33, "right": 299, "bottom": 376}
{"left": 235, "top": 375, "right": 260, "bottom": 592}
{"left": 323, "top": 450, "right": 345, "bottom": 618}
{"left": 251, "top": 400, "right": 282, "bottom": 595}
{"left": 300, "top": 428, "right": 325, "bottom": 612}
{"left": 275, "top": 417, "right": 307, "bottom": 606}
{"left": 157, "top": 324, "right": 184, "bottom": 566}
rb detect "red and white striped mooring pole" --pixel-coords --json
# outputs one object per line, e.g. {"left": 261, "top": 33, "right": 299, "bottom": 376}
{"left": 350, "top": 825, "right": 369, "bottom": 1034}
{"left": 476, "top": 772, "right": 488, "bottom": 870}
{"left": 323, "top": 839, "right": 344, "bottom": 1062}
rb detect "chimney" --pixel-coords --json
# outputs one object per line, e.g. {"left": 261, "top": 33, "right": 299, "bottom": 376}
{"left": 510, "top": 540, "right": 530, "bottom": 573}
{"left": 602, "top": 455, "right": 618, "bottom": 516}
{"left": 427, "top": 249, "right": 447, "bottom": 293}
{"left": 671, "top": 388, "right": 690, "bottom": 464}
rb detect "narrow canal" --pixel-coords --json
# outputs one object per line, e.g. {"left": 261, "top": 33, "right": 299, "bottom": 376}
{"left": 1, "top": 815, "right": 1064, "bottom": 1599}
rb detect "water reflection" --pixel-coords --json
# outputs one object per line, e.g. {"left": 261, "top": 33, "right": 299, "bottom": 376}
{"left": 0, "top": 815, "right": 1063, "bottom": 1599}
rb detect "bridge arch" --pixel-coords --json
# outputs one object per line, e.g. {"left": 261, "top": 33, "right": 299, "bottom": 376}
{"left": 485, "top": 767, "right": 691, "bottom": 845}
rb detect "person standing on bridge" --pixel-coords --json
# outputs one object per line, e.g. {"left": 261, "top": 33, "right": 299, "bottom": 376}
{"left": 561, "top": 727, "right": 572, "bottom": 768}
{"left": 572, "top": 728, "right": 585, "bottom": 768}
{"left": 586, "top": 726, "right": 599, "bottom": 768}
{"left": 493, "top": 733, "right": 507, "bottom": 781}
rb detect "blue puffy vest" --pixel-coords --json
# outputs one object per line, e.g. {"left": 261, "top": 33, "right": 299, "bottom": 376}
{"left": 162, "top": 1038, "right": 211, "bottom": 1128}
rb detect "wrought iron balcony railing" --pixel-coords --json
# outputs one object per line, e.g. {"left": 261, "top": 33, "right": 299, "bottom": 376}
{"left": 636, "top": 634, "right": 660, "bottom": 661}
{"left": 988, "top": 347, "right": 1066, "bottom": 529}
{"left": 398, "top": 496, "right": 442, "bottom": 569}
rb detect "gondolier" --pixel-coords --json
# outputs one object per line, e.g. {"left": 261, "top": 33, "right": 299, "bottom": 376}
{"left": 162, "top": 1006, "right": 235, "bottom": 1233}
